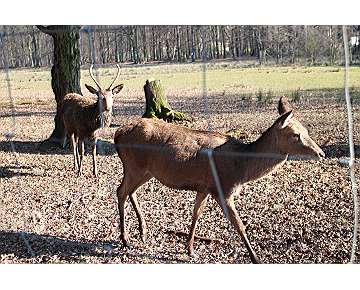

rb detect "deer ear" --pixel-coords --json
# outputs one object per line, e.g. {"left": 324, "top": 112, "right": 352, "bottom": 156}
{"left": 85, "top": 84, "right": 97, "bottom": 94}
{"left": 276, "top": 110, "right": 293, "bottom": 129}
{"left": 112, "top": 84, "right": 124, "bottom": 95}
{"left": 278, "top": 96, "right": 292, "bottom": 115}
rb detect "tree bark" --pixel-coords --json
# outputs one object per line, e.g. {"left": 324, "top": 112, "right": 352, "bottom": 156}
{"left": 37, "top": 25, "right": 82, "bottom": 144}
{"left": 190, "top": 26, "right": 196, "bottom": 62}
{"left": 142, "top": 26, "right": 148, "bottom": 63}
{"left": 151, "top": 26, "right": 156, "bottom": 61}
{"left": 176, "top": 26, "right": 181, "bottom": 62}
{"left": 142, "top": 80, "right": 190, "bottom": 122}
{"left": 133, "top": 26, "right": 140, "bottom": 63}
{"left": 221, "top": 26, "right": 226, "bottom": 59}
{"left": 215, "top": 26, "right": 220, "bottom": 59}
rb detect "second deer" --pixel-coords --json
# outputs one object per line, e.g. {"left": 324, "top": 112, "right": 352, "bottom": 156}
{"left": 62, "top": 64, "right": 124, "bottom": 177}
{"left": 113, "top": 97, "right": 325, "bottom": 263}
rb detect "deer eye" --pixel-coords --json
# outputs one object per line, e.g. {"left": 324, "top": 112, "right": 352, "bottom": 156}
{"left": 293, "top": 133, "right": 301, "bottom": 141}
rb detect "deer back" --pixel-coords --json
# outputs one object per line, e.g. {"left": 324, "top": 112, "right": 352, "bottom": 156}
{"left": 114, "top": 117, "right": 232, "bottom": 192}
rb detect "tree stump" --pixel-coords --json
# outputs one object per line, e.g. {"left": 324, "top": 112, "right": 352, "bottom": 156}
{"left": 142, "top": 80, "right": 190, "bottom": 122}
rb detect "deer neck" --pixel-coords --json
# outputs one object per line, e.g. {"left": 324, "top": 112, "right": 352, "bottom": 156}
{"left": 249, "top": 127, "right": 285, "bottom": 154}
{"left": 93, "top": 99, "right": 112, "bottom": 129}
{"left": 237, "top": 127, "right": 288, "bottom": 183}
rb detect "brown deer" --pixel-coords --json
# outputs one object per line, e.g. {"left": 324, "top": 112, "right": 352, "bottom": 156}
{"left": 113, "top": 97, "right": 325, "bottom": 263}
{"left": 61, "top": 64, "right": 124, "bottom": 177}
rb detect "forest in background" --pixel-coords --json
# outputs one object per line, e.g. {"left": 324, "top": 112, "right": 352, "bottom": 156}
{"left": 0, "top": 25, "right": 360, "bottom": 69}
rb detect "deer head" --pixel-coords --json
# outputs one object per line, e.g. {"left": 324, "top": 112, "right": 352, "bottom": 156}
{"left": 85, "top": 64, "right": 124, "bottom": 112}
{"left": 271, "top": 97, "right": 325, "bottom": 159}
{"left": 278, "top": 96, "right": 293, "bottom": 115}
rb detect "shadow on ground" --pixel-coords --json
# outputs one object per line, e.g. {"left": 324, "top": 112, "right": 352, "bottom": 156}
{"left": 0, "top": 110, "right": 55, "bottom": 119}
{"left": 0, "top": 230, "right": 188, "bottom": 263}
{"left": 322, "top": 144, "right": 360, "bottom": 159}
{"left": 0, "top": 165, "right": 41, "bottom": 178}
{"left": 0, "top": 139, "right": 117, "bottom": 156}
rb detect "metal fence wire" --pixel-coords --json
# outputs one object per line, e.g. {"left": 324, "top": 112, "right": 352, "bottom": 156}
{"left": 0, "top": 25, "right": 358, "bottom": 263}
{"left": 342, "top": 25, "right": 359, "bottom": 263}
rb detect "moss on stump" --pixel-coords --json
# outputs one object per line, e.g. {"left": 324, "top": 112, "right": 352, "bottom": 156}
{"left": 142, "top": 79, "right": 191, "bottom": 122}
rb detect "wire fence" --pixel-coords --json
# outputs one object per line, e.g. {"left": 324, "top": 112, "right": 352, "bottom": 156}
{"left": 0, "top": 27, "right": 36, "bottom": 258}
{"left": 342, "top": 26, "right": 359, "bottom": 263}
{"left": 0, "top": 25, "right": 358, "bottom": 263}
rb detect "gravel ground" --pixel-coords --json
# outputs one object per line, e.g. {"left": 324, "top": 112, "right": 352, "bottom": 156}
{"left": 0, "top": 92, "right": 359, "bottom": 264}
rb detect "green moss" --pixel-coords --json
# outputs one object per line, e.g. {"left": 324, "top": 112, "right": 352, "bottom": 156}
{"left": 142, "top": 80, "right": 190, "bottom": 122}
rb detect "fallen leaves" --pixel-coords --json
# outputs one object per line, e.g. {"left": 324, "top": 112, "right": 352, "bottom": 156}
{"left": 0, "top": 99, "right": 359, "bottom": 264}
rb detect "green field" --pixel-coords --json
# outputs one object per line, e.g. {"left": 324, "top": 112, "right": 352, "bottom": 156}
{"left": 1, "top": 61, "right": 360, "bottom": 106}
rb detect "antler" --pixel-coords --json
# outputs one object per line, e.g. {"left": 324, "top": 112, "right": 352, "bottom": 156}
{"left": 89, "top": 64, "right": 102, "bottom": 90}
{"left": 107, "top": 64, "right": 121, "bottom": 90}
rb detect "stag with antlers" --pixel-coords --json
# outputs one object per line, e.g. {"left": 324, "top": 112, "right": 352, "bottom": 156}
{"left": 61, "top": 64, "right": 124, "bottom": 177}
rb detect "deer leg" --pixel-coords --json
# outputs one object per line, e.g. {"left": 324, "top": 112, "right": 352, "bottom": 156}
{"left": 62, "top": 134, "right": 68, "bottom": 149}
{"left": 92, "top": 138, "right": 97, "bottom": 177}
{"left": 129, "top": 192, "right": 147, "bottom": 243}
{"left": 187, "top": 192, "right": 209, "bottom": 256}
{"left": 213, "top": 194, "right": 260, "bottom": 264}
{"left": 74, "top": 135, "right": 80, "bottom": 170}
{"left": 77, "top": 138, "right": 84, "bottom": 177}
{"left": 116, "top": 171, "right": 150, "bottom": 247}
{"left": 70, "top": 134, "right": 78, "bottom": 171}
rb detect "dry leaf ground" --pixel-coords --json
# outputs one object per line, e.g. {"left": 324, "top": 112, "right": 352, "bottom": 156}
{"left": 0, "top": 84, "right": 359, "bottom": 264}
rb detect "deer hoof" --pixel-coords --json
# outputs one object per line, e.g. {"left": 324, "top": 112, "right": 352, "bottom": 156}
{"left": 251, "top": 255, "right": 261, "bottom": 264}
{"left": 121, "top": 237, "right": 131, "bottom": 248}
{"left": 140, "top": 232, "right": 147, "bottom": 243}
{"left": 187, "top": 245, "right": 196, "bottom": 257}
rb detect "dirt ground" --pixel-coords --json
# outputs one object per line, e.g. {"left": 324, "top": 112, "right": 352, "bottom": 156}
{"left": 0, "top": 90, "right": 359, "bottom": 264}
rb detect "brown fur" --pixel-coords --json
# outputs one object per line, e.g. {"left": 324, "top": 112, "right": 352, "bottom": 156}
{"left": 113, "top": 98, "right": 325, "bottom": 263}
{"left": 61, "top": 94, "right": 110, "bottom": 139}
{"left": 62, "top": 65, "right": 124, "bottom": 177}
{"left": 278, "top": 96, "right": 292, "bottom": 115}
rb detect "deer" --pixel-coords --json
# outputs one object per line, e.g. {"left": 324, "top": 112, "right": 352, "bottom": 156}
{"left": 113, "top": 97, "right": 325, "bottom": 263}
{"left": 61, "top": 64, "right": 124, "bottom": 177}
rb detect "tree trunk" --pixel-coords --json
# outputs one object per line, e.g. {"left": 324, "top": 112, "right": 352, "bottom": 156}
{"left": 176, "top": 26, "right": 181, "bottom": 62}
{"left": 114, "top": 31, "right": 119, "bottom": 62}
{"left": 151, "top": 26, "right": 156, "bottom": 61}
{"left": 230, "top": 28, "right": 235, "bottom": 58}
{"left": 158, "top": 40, "right": 162, "bottom": 61}
{"left": 186, "top": 26, "right": 191, "bottom": 60}
{"left": 37, "top": 25, "right": 82, "bottom": 144}
{"left": 221, "top": 26, "right": 226, "bottom": 59}
{"left": 235, "top": 27, "right": 241, "bottom": 57}
{"left": 105, "top": 30, "right": 110, "bottom": 63}
{"left": 215, "top": 26, "right": 220, "bottom": 59}
{"left": 133, "top": 26, "right": 140, "bottom": 63}
{"left": 190, "top": 26, "right": 196, "bottom": 62}
{"left": 142, "top": 26, "right": 148, "bottom": 62}
{"left": 142, "top": 80, "right": 190, "bottom": 122}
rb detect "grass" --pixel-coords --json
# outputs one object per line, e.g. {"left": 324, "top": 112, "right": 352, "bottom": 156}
{"left": 290, "top": 88, "right": 302, "bottom": 102}
{"left": 256, "top": 89, "right": 273, "bottom": 103}
{"left": 1, "top": 61, "right": 360, "bottom": 106}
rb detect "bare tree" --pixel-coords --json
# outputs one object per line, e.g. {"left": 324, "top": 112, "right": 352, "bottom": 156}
{"left": 1, "top": 25, "right": 355, "bottom": 69}
{"left": 37, "top": 25, "right": 82, "bottom": 144}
